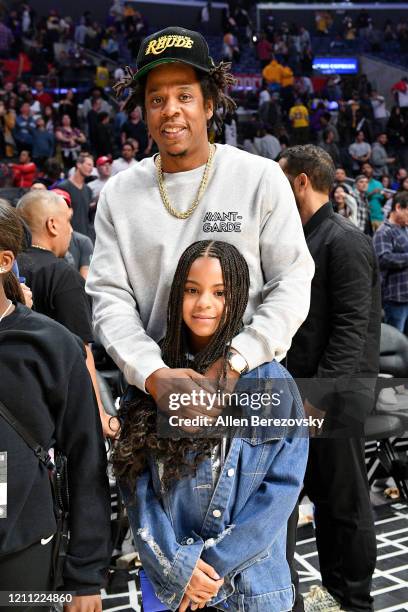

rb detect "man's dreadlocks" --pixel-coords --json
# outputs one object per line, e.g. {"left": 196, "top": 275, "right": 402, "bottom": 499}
{"left": 111, "top": 240, "right": 250, "bottom": 492}
{"left": 113, "top": 63, "right": 237, "bottom": 132}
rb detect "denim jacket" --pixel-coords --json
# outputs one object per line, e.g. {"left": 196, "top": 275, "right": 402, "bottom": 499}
{"left": 125, "top": 361, "right": 308, "bottom": 611}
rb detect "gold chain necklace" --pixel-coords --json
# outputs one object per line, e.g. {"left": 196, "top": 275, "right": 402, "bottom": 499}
{"left": 31, "top": 244, "right": 50, "bottom": 251}
{"left": 155, "top": 144, "right": 215, "bottom": 220}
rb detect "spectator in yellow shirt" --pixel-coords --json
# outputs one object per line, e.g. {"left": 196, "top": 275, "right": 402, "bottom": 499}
{"left": 95, "top": 61, "right": 110, "bottom": 89}
{"left": 289, "top": 100, "right": 310, "bottom": 144}
{"left": 262, "top": 56, "right": 284, "bottom": 88}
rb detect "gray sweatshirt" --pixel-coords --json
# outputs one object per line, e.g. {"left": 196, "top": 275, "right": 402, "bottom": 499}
{"left": 86, "top": 144, "right": 314, "bottom": 390}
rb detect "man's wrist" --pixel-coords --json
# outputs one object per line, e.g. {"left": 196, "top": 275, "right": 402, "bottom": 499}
{"left": 145, "top": 367, "right": 169, "bottom": 396}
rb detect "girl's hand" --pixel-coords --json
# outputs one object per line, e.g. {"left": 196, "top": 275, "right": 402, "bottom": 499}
{"left": 179, "top": 593, "right": 210, "bottom": 612}
{"left": 180, "top": 559, "right": 224, "bottom": 611}
{"left": 63, "top": 594, "right": 102, "bottom": 612}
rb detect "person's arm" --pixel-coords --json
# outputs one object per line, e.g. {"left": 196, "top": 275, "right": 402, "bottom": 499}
{"left": 55, "top": 128, "right": 69, "bottom": 143}
{"left": 55, "top": 340, "right": 111, "bottom": 597}
{"left": 373, "top": 227, "right": 408, "bottom": 269}
{"left": 86, "top": 189, "right": 167, "bottom": 391}
{"left": 359, "top": 144, "right": 371, "bottom": 161}
{"left": 202, "top": 436, "right": 308, "bottom": 591}
{"left": 371, "top": 144, "right": 386, "bottom": 167}
{"left": 75, "top": 130, "right": 87, "bottom": 144}
{"left": 77, "top": 233, "right": 94, "bottom": 280}
{"left": 85, "top": 344, "right": 116, "bottom": 436}
{"left": 230, "top": 164, "right": 315, "bottom": 370}
{"left": 348, "top": 143, "right": 358, "bottom": 160}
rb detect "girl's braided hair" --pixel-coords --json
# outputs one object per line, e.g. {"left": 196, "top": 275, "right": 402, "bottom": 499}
{"left": 111, "top": 240, "right": 250, "bottom": 492}
{"left": 113, "top": 62, "right": 237, "bottom": 132}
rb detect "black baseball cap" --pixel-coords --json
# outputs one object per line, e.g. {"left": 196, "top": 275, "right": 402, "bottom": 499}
{"left": 134, "top": 27, "right": 214, "bottom": 81}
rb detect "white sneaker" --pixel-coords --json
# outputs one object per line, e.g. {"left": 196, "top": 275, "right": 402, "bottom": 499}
{"left": 303, "top": 585, "right": 343, "bottom": 611}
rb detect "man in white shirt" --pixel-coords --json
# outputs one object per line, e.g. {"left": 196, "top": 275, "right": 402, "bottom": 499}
{"left": 90, "top": 156, "right": 112, "bottom": 199}
{"left": 371, "top": 90, "right": 388, "bottom": 133}
{"left": 348, "top": 130, "right": 371, "bottom": 174}
{"left": 87, "top": 26, "right": 314, "bottom": 407}
{"left": 111, "top": 141, "right": 138, "bottom": 176}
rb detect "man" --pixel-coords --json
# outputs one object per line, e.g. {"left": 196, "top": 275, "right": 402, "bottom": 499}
{"left": 93, "top": 112, "right": 114, "bottom": 158}
{"left": 59, "top": 153, "right": 95, "bottom": 239}
{"left": 88, "top": 24, "right": 313, "bottom": 394}
{"left": 333, "top": 167, "right": 354, "bottom": 195}
{"left": 87, "top": 97, "right": 103, "bottom": 151}
{"left": 321, "top": 128, "right": 341, "bottom": 166}
{"left": 370, "top": 90, "right": 388, "bottom": 134}
{"left": 362, "top": 162, "right": 384, "bottom": 231}
{"left": 90, "top": 156, "right": 112, "bottom": 199}
{"left": 120, "top": 106, "right": 150, "bottom": 156}
{"left": 87, "top": 32, "right": 314, "bottom": 608}
{"left": 289, "top": 98, "right": 310, "bottom": 145}
{"left": 14, "top": 102, "right": 36, "bottom": 152}
{"left": 279, "top": 145, "right": 381, "bottom": 612}
{"left": 111, "top": 140, "right": 138, "bottom": 175}
{"left": 353, "top": 174, "right": 372, "bottom": 235}
{"left": 95, "top": 60, "right": 110, "bottom": 89}
{"left": 373, "top": 192, "right": 408, "bottom": 333}
{"left": 391, "top": 76, "right": 408, "bottom": 116}
{"left": 81, "top": 87, "right": 112, "bottom": 126}
{"left": 262, "top": 55, "right": 284, "bottom": 86}
{"left": 348, "top": 130, "right": 371, "bottom": 174}
{"left": 33, "top": 79, "right": 53, "bottom": 108}
{"left": 16, "top": 190, "right": 113, "bottom": 438}
{"left": 371, "top": 133, "right": 396, "bottom": 178}
{"left": 32, "top": 117, "right": 55, "bottom": 170}
{"left": 391, "top": 167, "right": 408, "bottom": 191}
{"left": 256, "top": 34, "right": 272, "bottom": 68}
{"left": 257, "top": 124, "right": 281, "bottom": 160}
{"left": 318, "top": 112, "right": 339, "bottom": 144}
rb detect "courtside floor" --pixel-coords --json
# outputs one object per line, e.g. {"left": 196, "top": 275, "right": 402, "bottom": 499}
{"left": 296, "top": 502, "right": 408, "bottom": 612}
{"left": 101, "top": 501, "right": 408, "bottom": 611}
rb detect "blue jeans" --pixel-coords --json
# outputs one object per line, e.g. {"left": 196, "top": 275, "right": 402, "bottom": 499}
{"left": 383, "top": 301, "right": 408, "bottom": 334}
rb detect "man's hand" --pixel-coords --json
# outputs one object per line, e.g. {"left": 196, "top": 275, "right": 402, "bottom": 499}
{"left": 179, "top": 559, "right": 224, "bottom": 612}
{"left": 63, "top": 594, "right": 102, "bottom": 612}
{"left": 146, "top": 367, "right": 223, "bottom": 432}
{"left": 146, "top": 367, "right": 199, "bottom": 402}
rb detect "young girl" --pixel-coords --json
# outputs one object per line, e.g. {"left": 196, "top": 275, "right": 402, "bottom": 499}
{"left": 113, "top": 240, "right": 308, "bottom": 612}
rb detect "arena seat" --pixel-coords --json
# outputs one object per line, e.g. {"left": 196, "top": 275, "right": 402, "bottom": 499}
{"left": 365, "top": 324, "right": 408, "bottom": 498}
